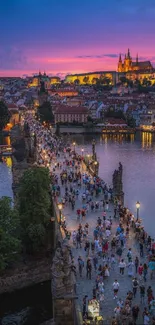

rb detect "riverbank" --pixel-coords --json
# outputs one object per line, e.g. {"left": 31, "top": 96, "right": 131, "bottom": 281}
{"left": 0, "top": 257, "right": 51, "bottom": 294}
{"left": 53, "top": 125, "right": 136, "bottom": 134}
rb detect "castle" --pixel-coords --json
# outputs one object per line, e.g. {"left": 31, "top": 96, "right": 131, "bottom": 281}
{"left": 28, "top": 71, "right": 61, "bottom": 88}
{"left": 118, "top": 49, "right": 153, "bottom": 73}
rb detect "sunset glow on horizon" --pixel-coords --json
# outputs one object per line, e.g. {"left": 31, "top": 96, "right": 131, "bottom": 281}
{"left": 1, "top": 0, "right": 155, "bottom": 77}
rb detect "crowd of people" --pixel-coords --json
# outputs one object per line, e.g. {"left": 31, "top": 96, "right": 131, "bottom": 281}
{"left": 26, "top": 115, "right": 155, "bottom": 325}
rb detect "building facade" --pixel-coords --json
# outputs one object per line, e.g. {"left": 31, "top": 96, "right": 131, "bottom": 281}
{"left": 118, "top": 49, "right": 153, "bottom": 73}
{"left": 54, "top": 105, "right": 88, "bottom": 123}
{"left": 28, "top": 72, "right": 61, "bottom": 88}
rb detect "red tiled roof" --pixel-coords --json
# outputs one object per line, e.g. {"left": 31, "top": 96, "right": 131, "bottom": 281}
{"left": 7, "top": 104, "right": 18, "bottom": 109}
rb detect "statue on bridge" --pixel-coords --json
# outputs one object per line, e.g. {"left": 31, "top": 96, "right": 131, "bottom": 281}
{"left": 51, "top": 240, "right": 76, "bottom": 298}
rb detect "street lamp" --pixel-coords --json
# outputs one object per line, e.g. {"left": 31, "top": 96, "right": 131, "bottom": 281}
{"left": 73, "top": 142, "right": 76, "bottom": 153}
{"left": 136, "top": 201, "right": 140, "bottom": 220}
{"left": 58, "top": 203, "right": 63, "bottom": 223}
{"left": 50, "top": 216, "right": 56, "bottom": 250}
{"left": 94, "top": 161, "right": 98, "bottom": 176}
{"left": 81, "top": 148, "right": 84, "bottom": 155}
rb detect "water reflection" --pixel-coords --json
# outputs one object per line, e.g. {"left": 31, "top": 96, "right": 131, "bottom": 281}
{"left": 101, "top": 133, "right": 135, "bottom": 144}
{"left": 0, "top": 136, "right": 13, "bottom": 199}
{"left": 71, "top": 131, "right": 155, "bottom": 237}
{"left": 142, "top": 132, "right": 153, "bottom": 149}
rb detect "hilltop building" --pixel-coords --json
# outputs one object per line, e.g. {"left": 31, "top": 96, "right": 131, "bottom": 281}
{"left": 118, "top": 49, "right": 153, "bottom": 73}
{"left": 28, "top": 72, "right": 60, "bottom": 88}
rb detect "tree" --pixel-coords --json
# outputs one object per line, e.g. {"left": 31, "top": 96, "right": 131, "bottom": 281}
{"left": 92, "top": 78, "right": 97, "bottom": 84}
{"left": 36, "top": 101, "right": 54, "bottom": 125}
{"left": 142, "top": 78, "right": 151, "bottom": 87}
{"left": 126, "top": 115, "right": 136, "bottom": 127}
{"left": 104, "top": 108, "right": 125, "bottom": 120}
{"left": 100, "top": 77, "right": 111, "bottom": 85}
{"left": 83, "top": 76, "right": 89, "bottom": 84}
{"left": 74, "top": 79, "right": 80, "bottom": 85}
{"left": 18, "top": 167, "right": 51, "bottom": 253}
{"left": 87, "top": 115, "right": 93, "bottom": 122}
{"left": 119, "top": 76, "right": 128, "bottom": 85}
{"left": 0, "top": 197, "right": 20, "bottom": 270}
{"left": 39, "top": 80, "right": 47, "bottom": 94}
{"left": 0, "top": 101, "right": 10, "bottom": 131}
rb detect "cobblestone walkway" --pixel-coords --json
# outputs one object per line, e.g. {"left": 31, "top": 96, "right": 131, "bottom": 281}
{"left": 54, "top": 154, "right": 155, "bottom": 324}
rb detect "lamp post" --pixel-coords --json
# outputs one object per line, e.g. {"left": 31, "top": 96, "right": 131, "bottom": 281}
{"left": 136, "top": 201, "right": 140, "bottom": 220}
{"left": 50, "top": 216, "right": 56, "bottom": 250}
{"left": 87, "top": 154, "right": 90, "bottom": 165}
{"left": 81, "top": 148, "right": 84, "bottom": 156}
{"left": 73, "top": 142, "right": 76, "bottom": 153}
{"left": 94, "top": 160, "right": 98, "bottom": 176}
{"left": 92, "top": 139, "right": 96, "bottom": 160}
{"left": 57, "top": 203, "right": 63, "bottom": 223}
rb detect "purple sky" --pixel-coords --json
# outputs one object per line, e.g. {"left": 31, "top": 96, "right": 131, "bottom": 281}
{"left": 0, "top": 0, "right": 155, "bottom": 77}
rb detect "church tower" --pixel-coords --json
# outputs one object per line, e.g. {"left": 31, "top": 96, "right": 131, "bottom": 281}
{"left": 118, "top": 54, "right": 123, "bottom": 72}
{"left": 125, "top": 49, "right": 132, "bottom": 71}
{"left": 136, "top": 53, "right": 138, "bottom": 65}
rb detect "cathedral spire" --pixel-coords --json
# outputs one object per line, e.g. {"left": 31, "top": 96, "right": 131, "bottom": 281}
{"left": 119, "top": 53, "right": 122, "bottom": 62}
{"left": 127, "top": 48, "right": 130, "bottom": 59}
{"left": 136, "top": 53, "right": 138, "bottom": 64}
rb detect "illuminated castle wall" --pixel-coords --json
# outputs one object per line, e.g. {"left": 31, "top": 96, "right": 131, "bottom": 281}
{"left": 65, "top": 71, "right": 117, "bottom": 85}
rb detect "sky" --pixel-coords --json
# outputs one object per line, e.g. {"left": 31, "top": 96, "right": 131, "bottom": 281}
{"left": 1, "top": 0, "right": 155, "bottom": 77}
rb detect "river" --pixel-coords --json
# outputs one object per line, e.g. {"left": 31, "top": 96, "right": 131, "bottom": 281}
{"left": 70, "top": 131, "right": 155, "bottom": 237}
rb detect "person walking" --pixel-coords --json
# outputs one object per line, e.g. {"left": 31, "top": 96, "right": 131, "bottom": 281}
{"left": 143, "top": 263, "right": 148, "bottom": 282}
{"left": 76, "top": 232, "right": 82, "bottom": 249}
{"left": 93, "top": 255, "right": 98, "bottom": 271}
{"left": 132, "top": 278, "right": 139, "bottom": 298}
{"left": 134, "top": 256, "right": 139, "bottom": 274}
{"left": 127, "top": 260, "right": 134, "bottom": 277}
{"left": 139, "top": 241, "right": 144, "bottom": 257}
{"left": 138, "top": 263, "right": 144, "bottom": 280}
{"left": 116, "top": 246, "right": 123, "bottom": 262}
{"left": 127, "top": 248, "right": 132, "bottom": 262}
{"left": 132, "top": 305, "right": 139, "bottom": 324}
{"left": 82, "top": 295, "right": 88, "bottom": 317}
{"left": 112, "top": 280, "right": 119, "bottom": 299}
{"left": 119, "top": 259, "right": 126, "bottom": 275}
{"left": 86, "top": 259, "right": 92, "bottom": 280}
{"left": 139, "top": 284, "right": 145, "bottom": 304}
{"left": 78, "top": 256, "right": 84, "bottom": 278}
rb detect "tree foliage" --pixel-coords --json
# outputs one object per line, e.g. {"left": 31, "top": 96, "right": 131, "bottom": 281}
{"left": 100, "top": 76, "right": 111, "bottom": 85}
{"left": 83, "top": 76, "right": 89, "bottom": 84}
{"left": 36, "top": 101, "right": 54, "bottom": 125}
{"left": 74, "top": 79, "right": 80, "bottom": 85}
{"left": 126, "top": 115, "right": 136, "bottom": 127}
{"left": 18, "top": 167, "right": 51, "bottom": 253}
{"left": 104, "top": 108, "right": 125, "bottom": 120}
{"left": 0, "top": 197, "right": 20, "bottom": 270}
{"left": 0, "top": 101, "right": 10, "bottom": 131}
